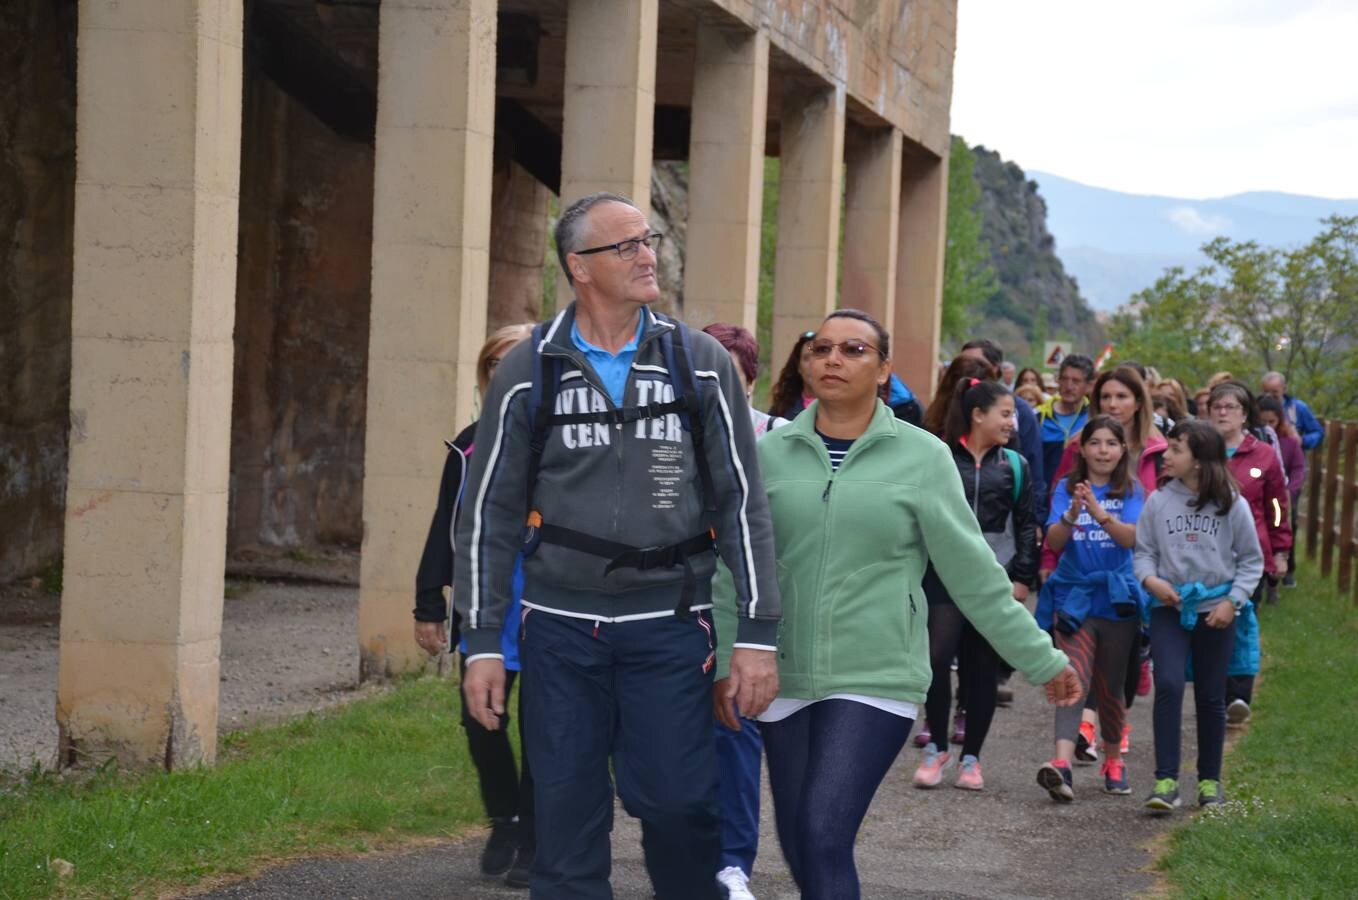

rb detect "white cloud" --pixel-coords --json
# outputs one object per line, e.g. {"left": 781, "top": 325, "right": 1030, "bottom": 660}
{"left": 1167, "top": 206, "right": 1232, "bottom": 235}
{"left": 951, "top": 1, "right": 1358, "bottom": 198}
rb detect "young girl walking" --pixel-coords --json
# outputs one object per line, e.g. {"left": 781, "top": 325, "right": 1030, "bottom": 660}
{"left": 1133, "top": 420, "right": 1264, "bottom": 811}
{"left": 913, "top": 378, "right": 1038, "bottom": 791}
{"left": 1035, "top": 416, "right": 1146, "bottom": 801}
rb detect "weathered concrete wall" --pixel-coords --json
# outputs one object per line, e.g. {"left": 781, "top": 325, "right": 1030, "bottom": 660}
{"left": 703, "top": 0, "right": 955, "bottom": 156}
{"left": 0, "top": 0, "right": 77, "bottom": 583}
{"left": 487, "top": 155, "right": 551, "bottom": 332}
{"left": 229, "top": 61, "right": 375, "bottom": 555}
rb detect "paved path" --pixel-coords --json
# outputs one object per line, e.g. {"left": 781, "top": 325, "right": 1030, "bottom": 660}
{"left": 198, "top": 672, "right": 1200, "bottom": 899}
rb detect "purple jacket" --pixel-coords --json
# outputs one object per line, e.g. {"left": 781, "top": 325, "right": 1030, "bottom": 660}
{"left": 1278, "top": 431, "right": 1306, "bottom": 506}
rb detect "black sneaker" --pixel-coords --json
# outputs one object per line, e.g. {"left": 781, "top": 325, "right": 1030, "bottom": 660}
{"left": 1145, "top": 778, "right": 1181, "bottom": 814}
{"left": 1074, "top": 722, "right": 1099, "bottom": 765}
{"left": 996, "top": 685, "right": 1014, "bottom": 707}
{"left": 481, "top": 818, "right": 518, "bottom": 876}
{"left": 504, "top": 844, "right": 534, "bottom": 889}
{"left": 1037, "top": 759, "right": 1074, "bottom": 802}
{"left": 1282, "top": 573, "right": 1297, "bottom": 588}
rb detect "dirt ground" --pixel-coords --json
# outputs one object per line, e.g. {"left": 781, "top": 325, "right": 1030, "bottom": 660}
{"left": 0, "top": 573, "right": 374, "bottom": 771}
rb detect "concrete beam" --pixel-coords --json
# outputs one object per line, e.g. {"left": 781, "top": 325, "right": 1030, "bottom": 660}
{"left": 771, "top": 82, "right": 846, "bottom": 365}
{"left": 893, "top": 150, "right": 949, "bottom": 399}
{"left": 358, "top": 0, "right": 496, "bottom": 679}
{"left": 57, "top": 0, "right": 243, "bottom": 769}
{"left": 682, "top": 23, "right": 768, "bottom": 333}
{"left": 555, "top": 0, "right": 658, "bottom": 307}
{"left": 842, "top": 127, "right": 902, "bottom": 330}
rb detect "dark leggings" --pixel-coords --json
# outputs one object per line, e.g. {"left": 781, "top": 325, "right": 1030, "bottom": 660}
{"left": 1054, "top": 616, "right": 1139, "bottom": 746}
{"left": 1149, "top": 606, "right": 1235, "bottom": 781}
{"left": 458, "top": 655, "right": 534, "bottom": 835}
{"left": 924, "top": 602, "right": 998, "bottom": 758}
{"left": 762, "top": 700, "right": 913, "bottom": 900}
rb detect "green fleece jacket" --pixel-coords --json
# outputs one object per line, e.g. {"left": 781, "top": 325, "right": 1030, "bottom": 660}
{"left": 715, "top": 399, "right": 1068, "bottom": 704}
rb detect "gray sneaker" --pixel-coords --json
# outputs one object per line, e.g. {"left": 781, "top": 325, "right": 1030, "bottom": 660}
{"left": 1226, "top": 699, "right": 1251, "bottom": 727}
{"left": 1198, "top": 779, "right": 1225, "bottom": 808}
{"left": 1145, "top": 777, "right": 1181, "bottom": 814}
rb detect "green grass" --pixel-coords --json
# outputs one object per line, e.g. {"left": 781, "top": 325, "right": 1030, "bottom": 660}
{"left": 0, "top": 676, "right": 500, "bottom": 899}
{"left": 1157, "top": 568, "right": 1358, "bottom": 898}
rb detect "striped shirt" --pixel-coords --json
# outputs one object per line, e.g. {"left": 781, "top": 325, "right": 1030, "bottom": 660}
{"left": 818, "top": 430, "right": 855, "bottom": 472}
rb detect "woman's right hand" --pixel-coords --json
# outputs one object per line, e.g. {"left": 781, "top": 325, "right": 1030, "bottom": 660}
{"left": 1144, "top": 576, "right": 1180, "bottom": 608}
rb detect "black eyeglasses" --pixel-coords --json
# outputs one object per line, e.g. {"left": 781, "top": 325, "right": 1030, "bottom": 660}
{"left": 574, "top": 232, "right": 664, "bottom": 261}
{"left": 807, "top": 339, "right": 885, "bottom": 360}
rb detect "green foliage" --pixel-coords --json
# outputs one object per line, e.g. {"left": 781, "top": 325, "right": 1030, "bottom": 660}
{"left": 1109, "top": 216, "right": 1358, "bottom": 419}
{"left": 1108, "top": 266, "right": 1247, "bottom": 389}
{"left": 0, "top": 677, "right": 498, "bottom": 899}
{"left": 755, "top": 157, "right": 781, "bottom": 409}
{"left": 942, "top": 137, "right": 998, "bottom": 345}
{"left": 1157, "top": 568, "right": 1358, "bottom": 897}
{"left": 39, "top": 555, "right": 62, "bottom": 597}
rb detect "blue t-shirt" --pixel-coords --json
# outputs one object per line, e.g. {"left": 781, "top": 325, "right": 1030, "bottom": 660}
{"left": 1046, "top": 480, "right": 1145, "bottom": 619}
{"left": 570, "top": 314, "right": 644, "bottom": 407}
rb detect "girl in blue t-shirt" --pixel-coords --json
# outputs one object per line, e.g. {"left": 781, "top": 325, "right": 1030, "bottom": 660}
{"left": 1034, "top": 416, "right": 1146, "bottom": 801}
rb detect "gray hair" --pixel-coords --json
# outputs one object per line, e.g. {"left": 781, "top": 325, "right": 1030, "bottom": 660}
{"left": 1262, "top": 370, "right": 1286, "bottom": 388}
{"left": 554, "top": 192, "right": 635, "bottom": 285}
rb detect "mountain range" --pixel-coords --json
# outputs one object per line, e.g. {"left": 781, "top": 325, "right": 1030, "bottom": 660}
{"left": 1027, "top": 171, "right": 1358, "bottom": 311}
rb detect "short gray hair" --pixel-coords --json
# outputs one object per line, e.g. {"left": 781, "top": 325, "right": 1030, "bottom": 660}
{"left": 554, "top": 192, "right": 634, "bottom": 285}
{"left": 1262, "top": 370, "right": 1286, "bottom": 388}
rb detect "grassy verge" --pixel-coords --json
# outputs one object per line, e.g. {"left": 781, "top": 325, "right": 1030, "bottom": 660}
{"left": 0, "top": 675, "right": 500, "bottom": 899}
{"left": 1157, "top": 568, "right": 1358, "bottom": 897}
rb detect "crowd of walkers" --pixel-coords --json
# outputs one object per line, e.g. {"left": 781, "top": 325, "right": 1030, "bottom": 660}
{"left": 411, "top": 192, "right": 1324, "bottom": 900}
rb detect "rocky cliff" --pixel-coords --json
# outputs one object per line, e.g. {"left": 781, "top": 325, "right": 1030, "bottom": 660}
{"left": 969, "top": 145, "right": 1104, "bottom": 360}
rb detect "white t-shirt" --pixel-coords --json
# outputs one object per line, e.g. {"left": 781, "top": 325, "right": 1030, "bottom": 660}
{"left": 758, "top": 694, "right": 920, "bottom": 723}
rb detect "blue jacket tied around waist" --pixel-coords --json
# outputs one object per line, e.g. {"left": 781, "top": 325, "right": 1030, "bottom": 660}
{"left": 1168, "top": 581, "right": 1259, "bottom": 680}
{"left": 1036, "top": 551, "right": 1144, "bottom": 634}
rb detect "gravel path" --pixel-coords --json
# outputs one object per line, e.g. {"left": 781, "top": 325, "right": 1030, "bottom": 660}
{"left": 0, "top": 578, "right": 366, "bottom": 771}
{"left": 196, "top": 670, "right": 1196, "bottom": 899}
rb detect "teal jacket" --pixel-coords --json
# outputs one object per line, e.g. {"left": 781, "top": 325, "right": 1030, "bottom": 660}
{"left": 716, "top": 400, "right": 1068, "bottom": 704}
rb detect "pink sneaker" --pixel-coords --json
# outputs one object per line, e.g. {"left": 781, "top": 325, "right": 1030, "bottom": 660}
{"left": 1137, "top": 658, "right": 1153, "bottom": 696}
{"left": 955, "top": 757, "right": 984, "bottom": 790}
{"left": 912, "top": 724, "right": 932, "bottom": 748}
{"left": 912, "top": 746, "right": 952, "bottom": 788}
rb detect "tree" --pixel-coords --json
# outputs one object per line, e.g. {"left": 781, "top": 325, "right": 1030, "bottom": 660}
{"left": 1109, "top": 216, "right": 1358, "bottom": 420}
{"left": 941, "top": 136, "right": 998, "bottom": 345}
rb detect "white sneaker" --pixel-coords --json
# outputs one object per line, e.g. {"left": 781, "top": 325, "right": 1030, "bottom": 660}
{"left": 716, "top": 865, "right": 757, "bottom": 900}
{"left": 1226, "top": 699, "right": 1251, "bottom": 727}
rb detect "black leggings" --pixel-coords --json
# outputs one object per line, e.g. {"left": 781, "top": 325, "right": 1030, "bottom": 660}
{"left": 924, "top": 603, "right": 998, "bottom": 759}
{"left": 458, "top": 655, "right": 534, "bottom": 835}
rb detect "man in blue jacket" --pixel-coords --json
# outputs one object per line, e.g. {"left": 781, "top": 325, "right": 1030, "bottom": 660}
{"left": 1261, "top": 372, "right": 1325, "bottom": 451}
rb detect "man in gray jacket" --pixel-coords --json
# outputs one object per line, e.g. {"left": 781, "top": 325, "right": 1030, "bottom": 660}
{"left": 456, "top": 192, "right": 781, "bottom": 899}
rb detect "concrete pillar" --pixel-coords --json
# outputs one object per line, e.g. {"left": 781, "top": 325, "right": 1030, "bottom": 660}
{"left": 555, "top": 0, "right": 657, "bottom": 307}
{"left": 893, "top": 150, "right": 949, "bottom": 399}
{"left": 56, "top": 0, "right": 243, "bottom": 769}
{"left": 682, "top": 23, "right": 768, "bottom": 332}
{"left": 842, "top": 127, "right": 902, "bottom": 328}
{"left": 771, "top": 82, "right": 846, "bottom": 365}
{"left": 358, "top": 0, "right": 496, "bottom": 679}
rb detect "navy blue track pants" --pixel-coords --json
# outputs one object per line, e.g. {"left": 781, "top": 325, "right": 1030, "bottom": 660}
{"left": 520, "top": 608, "right": 722, "bottom": 900}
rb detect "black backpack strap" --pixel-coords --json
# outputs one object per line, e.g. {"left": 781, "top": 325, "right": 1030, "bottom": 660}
{"left": 523, "top": 323, "right": 558, "bottom": 545}
{"left": 663, "top": 321, "right": 717, "bottom": 513}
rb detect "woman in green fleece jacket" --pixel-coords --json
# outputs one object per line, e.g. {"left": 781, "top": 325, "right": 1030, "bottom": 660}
{"left": 718, "top": 309, "right": 1078, "bottom": 900}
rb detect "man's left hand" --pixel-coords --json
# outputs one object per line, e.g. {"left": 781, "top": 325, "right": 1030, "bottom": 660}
{"left": 727, "top": 648, "right": 779, "bottom": 720}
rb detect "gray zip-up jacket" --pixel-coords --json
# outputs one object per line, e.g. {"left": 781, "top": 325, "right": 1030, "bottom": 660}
{"left": 453, "top": 304, "right": 781, "bottom": 659}
{"left": 1133, "top": 479, "right": 1264, "bottom": 612}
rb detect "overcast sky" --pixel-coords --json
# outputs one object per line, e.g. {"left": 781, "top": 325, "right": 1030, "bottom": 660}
{"left": 950, "top": 0, "right": 1358, "bottom": 200}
